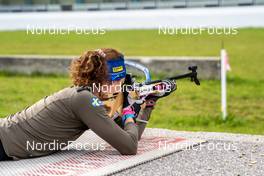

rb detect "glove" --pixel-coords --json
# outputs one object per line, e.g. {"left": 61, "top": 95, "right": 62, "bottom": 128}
{"left": 145, "top": 80, "right": 177, "bottom": 108}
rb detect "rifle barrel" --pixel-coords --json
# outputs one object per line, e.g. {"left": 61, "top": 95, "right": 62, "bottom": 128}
{"left": 168, "top": 72, "right": 193, "bottom": 80}
{"left": 144, "top": 72, "right": 193, "bottom": 85}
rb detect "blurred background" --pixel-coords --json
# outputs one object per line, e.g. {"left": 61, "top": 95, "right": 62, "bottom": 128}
{"left": 0, "top": 0, "right": 264, "bottom": 11}
{"left": 0, "top": 0, "right": 263, "bottom": 134}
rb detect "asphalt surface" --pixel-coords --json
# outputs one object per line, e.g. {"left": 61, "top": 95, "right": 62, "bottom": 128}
{"left": 113, "top": 130, "right": 264, "bottom": 176}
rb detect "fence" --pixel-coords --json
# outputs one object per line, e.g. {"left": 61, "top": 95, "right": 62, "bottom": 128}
{"left": 0, "top": 55, "right": 220, "bottom": 79}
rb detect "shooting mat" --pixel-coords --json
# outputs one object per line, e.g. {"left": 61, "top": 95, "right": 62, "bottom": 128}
{"left": 0, "top": 128, "right": 206, "bottom": 176}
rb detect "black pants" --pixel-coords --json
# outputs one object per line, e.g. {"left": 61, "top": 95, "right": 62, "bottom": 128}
{"left": 0, "top": 140, "right": 12, "bottom": 161}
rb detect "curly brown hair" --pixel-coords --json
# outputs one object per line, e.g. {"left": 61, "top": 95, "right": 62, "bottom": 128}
{"left": 69, "top": 48, "right": 123, "bottom": 88}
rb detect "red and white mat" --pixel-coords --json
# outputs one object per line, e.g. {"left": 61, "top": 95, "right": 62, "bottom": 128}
{"left": 0, "top": 128, "right": 205, "bottom": 176}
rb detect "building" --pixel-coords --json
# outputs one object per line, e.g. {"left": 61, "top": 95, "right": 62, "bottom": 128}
{"left": 0, "top": 0, "right": 263, "bottom": 12}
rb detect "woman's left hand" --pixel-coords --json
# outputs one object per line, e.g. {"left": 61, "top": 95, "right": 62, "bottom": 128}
{"left": 122, "top": 91, "right": 145, "bottom": 125}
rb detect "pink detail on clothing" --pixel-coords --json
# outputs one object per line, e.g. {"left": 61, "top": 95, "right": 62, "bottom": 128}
{"left": 122, "top": 107, "right": 134, "bottom": 116}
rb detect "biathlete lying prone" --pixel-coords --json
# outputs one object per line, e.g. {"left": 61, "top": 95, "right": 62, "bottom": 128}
{"left": 0, "top": 48, "right": 177, "bottom": 161}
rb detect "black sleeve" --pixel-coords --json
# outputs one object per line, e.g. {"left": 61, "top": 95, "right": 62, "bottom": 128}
{"left": 71, "top": 90, "right": 139, "bottom": 155}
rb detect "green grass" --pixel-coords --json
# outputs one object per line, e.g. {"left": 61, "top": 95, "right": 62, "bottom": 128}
{"left": 0, "top": 28, "right": 264, "bottom": 134}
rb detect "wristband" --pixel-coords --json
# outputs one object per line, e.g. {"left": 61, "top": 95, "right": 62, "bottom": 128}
{"left": 122, "top": 114, "right": 135, "bottom": 126}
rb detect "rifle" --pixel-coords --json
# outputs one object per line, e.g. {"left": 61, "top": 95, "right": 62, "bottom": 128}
{"left": 103, "top": 63, "right": 200, "bottom": 119}
{"left": 132, "top": 66, "right": 200, "bottom": 98}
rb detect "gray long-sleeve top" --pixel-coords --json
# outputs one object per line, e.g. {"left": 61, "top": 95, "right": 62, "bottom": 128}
{"left": 0, "top": 86, "right": 153, "bottom": 160}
